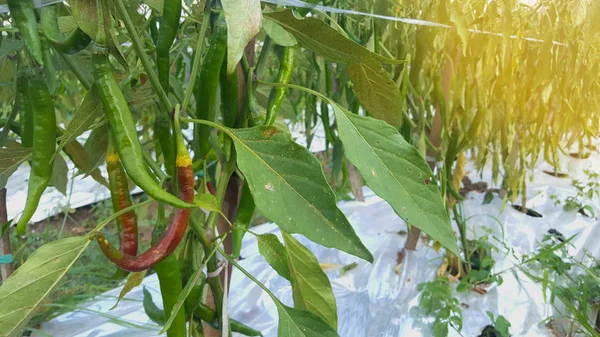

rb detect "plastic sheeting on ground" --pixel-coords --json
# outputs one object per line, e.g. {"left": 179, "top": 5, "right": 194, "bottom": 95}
{"left": 33, "top": 144, "right": 600, "bottom": 337}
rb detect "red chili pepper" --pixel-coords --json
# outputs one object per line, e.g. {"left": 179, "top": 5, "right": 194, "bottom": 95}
{"left": 91, "top": 111, "right": 194, "bottom": 272}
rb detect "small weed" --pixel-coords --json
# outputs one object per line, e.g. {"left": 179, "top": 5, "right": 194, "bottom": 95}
{"left": 417, "top": 278, "right": 463, "bottom": 337}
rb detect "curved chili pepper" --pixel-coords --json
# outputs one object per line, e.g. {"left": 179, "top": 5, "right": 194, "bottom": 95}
{"left": 156, "top": 0, "right": 181, "bottom": 92}
{"left": 194, "top": 10, "right": 227, "bottom": 160}
{"left": 92, "top": 46, "right": 193, "bottom": 209}
{"left": 265, "top": 47, "right": 294, "bottom": 126}
{"left": 15, "top": 50, "right": 56, "bottom": 235}
{"left": 231, "top": 182, "right": 254, "bottom": 259}
{"left": 40, "top": 5, "right": 92, "bottom": 55}
{"left": 8, "top": 0, "right": 43, "bottom": 65}
{"left": 106, "top": 141, "right": 138, "bottom": 256}
{"left": 91, "top": 110, "right": 194, "bottom": 272}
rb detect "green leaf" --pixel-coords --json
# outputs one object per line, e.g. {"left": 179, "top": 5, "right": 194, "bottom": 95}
{"left": 193, "top": 193, "right": 220, "bottom": 212}
{"left": 0, "top": 236, "right": 90, "bottom": 337}
{"left": 331, "top": 104, "right": 458, "bottom": 255}
{"left": 53, "top": 84, "right": 106, "bottom": 160}
{"left": 265, "top": 9, "right": 396, "bottom": 65}
{"left": 494, "top": 315, "right": 511, "bottom": 337}
{"left": 111, "top": 271, "right": 146, "bottom": 310}
{"left": 449, "top": 2, "right": 469, "bottom": 53}
{"left": 82, "top": 124, "right": 109, "bottom": 175}
{"left": 229, "top": 126, "right": 372, "bottom": 262}
{"left": 263, "top": 17, "right": 297, "bottom": 47}
{"left": 49, "top": 154, "right": 69, "bottom": 196}
{"left": 276, "top": 303, "right": 339, "bottom": 337}
{"left": 0, "top": 147, "right": 32, "bottom": 189}
{"left": 482, "top": 191, "right": 494, "bottom": 205}
{"left": 143, "top": 287, "right": 166, "bottom": 326}
{"left": 283, "top": 232, "right": 337, "bottom": 329}
{"left": 62, "top": 138, "right": 108, "bottom": 186}
{"left": 68, "top": 0, "right": 98, "bottom": 41}
{"left": 144, "top": 0, "right": 164, "bottom": 14}
{"left": 221, "top": 0, "right": 262, "bottom": 75}
{"left": 348, "top": 62, "right": 402, "bottom": 128}
{"left": 257, "top": 233, "right": 291, "bottom": 280}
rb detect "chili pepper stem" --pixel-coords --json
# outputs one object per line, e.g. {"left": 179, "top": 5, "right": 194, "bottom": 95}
{"left": 182, "top": 4, "right": 210, "bottom": 116}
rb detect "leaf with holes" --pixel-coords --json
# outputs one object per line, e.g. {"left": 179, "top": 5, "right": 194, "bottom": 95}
{"left": 348, "top": 62, "right": 402, "bottom": 128}
{"left": 331, "top": 104, "right": 458, "bottom": 255}
{"left": 283, "top": 232, "right": 337, "bottom": 329}
{"left": 0, "top": 236, "right": 90, "bottom": 337}
{"left": 229, "top": 126, "right": 373, "bottom": 262}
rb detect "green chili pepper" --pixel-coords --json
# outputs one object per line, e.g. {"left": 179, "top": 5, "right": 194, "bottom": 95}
{"left": 16, "top": 57, "right": 33, "bottom": 148}
{"left": 0, "top": 119, "right": 21, "bottom": 135}
{"left": 8, "top": 0, "right": 43, "bottom": 65}
{"left": 40, "top": 5, "right": 92, "bottom": 55}
{"left": 153, "top": 204, "right": 186, "bottom": 337}
{"left": 92, "top": 46, "right": 192, "bottom": 209}
{"left": 265, "top": 47, "right": 294, "bottom": 126}
{"left": 194, "top": 10, "right": 227, "bottom": 160}
{"left": 154, "top": 111, "right": 176, "bottom": 178}
{"left": 91, "top": 108, "right": 195, "bottom": 271}
{"left": 156, "top": 0, "right": 181, "bottom": 92}
{"left": 231, "top": 182, "right": 254, "bottom": 259}
{"left": 220, "top": 62, "right": 239, "bottom": 128}
{"left": 41, "top": 37, "right": 57, "bottom": 95}
{"left": 194, "top": 304, "right": 263, "bottom": 336}
{"left": 15, "top": 50, "right": 56, "bottom": 235}
{"left": 175, "top": 55, "right": 186, "bottom": 83}
{"left": 245, "top": 67, "right": 265, "bottom": 128}
{"left": 106, "top": 141, "right": 138, "bottom": 256}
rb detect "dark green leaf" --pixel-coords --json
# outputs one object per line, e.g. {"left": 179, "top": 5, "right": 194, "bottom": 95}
{"left": 276, "top": 303, "right": 339, "bottom": 337}
{"left": 143, "top": 287, "right": 166, "bottom": 326}
{"left": 263, "top": 17, "right": 297, "bottom": 47}
{"left": 257, "top": 233, "right": 291, "bottom": 280}
{"left": 54, "top": 84, "right": 106, "bottom": 160}
{"left": 265, "top": 9, "right": 395, "bottom": 65}
{"left": 0, "top": 236, "right": 90, "bottom": 337}
{"left": 68, "top": 0, "right": 98, "bottom": 40}
{"left": 483, "top": 191, "right": 494, "bottom": 205}
{"left": 283, "top": 232, "right": 337, "bottom": 329}
{"left": 222, "top": 0, "right": 262, "bottom": 75}
{"left": 49, "top": 154, "right": 69, "bottom": 196}
{"left": 331, "top": 104, "right": 458, "bottom": 255}
{"left": 229, "top": 126, "right": 373, "bottom": 262}
{"left": 348, "top": 63, "right": 402, "bottom": 128}
{"left": 83, "top": 124, "right": 109, "bottom": 176}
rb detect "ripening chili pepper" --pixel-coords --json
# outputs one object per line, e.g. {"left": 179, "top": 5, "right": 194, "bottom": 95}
{"left": 106, "top": 141, "right": 138, "bottom": 256}
{"left": 231, "top": 182, "right": 254, "bottom": 259}
{"left": 92, "top": 46, "right": 193, "bottom": 209}
{"left": 40, "top": 5, "right": 91, "bottom": 55}
{"left": 220, "top": 62, "right": 239, "bottom": 128}
{"left": 265, "top": 47, "right": 294, "bottom": 126}
{"left": 156, "top": 0, "right": 181, "bottom": 92}
{"left": 91, "top": 109, "right": 194, "bottom": 272}
{"left": 153, "top": 203, "right": 186, "bottom": 337}
{"left": 194, "top": 10, "right": 227, "bottom": 160}
{"left": 15, "top": 50, "right": 56, "bottom": 235}
{"left": 8, "top": 0, "right": 43, "bottom": 65}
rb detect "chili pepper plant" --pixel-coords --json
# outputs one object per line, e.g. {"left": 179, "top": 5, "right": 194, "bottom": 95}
{"left": 0, "top": 0, "right": 597, "bottom": 336}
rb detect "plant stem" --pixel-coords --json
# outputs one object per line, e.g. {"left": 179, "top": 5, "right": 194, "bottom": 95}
{"left": 182, "top": 6, "right": 210, "bottom": 117}
{"left": 142, "top": 147, "right": 168, "bottom": 182}
{"left": 115, "top": 0, "right": 172, "bottom": 113}
{"left": 0, "top": 188, "right": 13, "bottom": 281}
{"left": 453, "top": 204, "right": 471, "bottom": 272}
